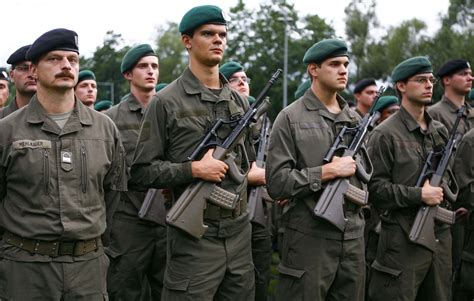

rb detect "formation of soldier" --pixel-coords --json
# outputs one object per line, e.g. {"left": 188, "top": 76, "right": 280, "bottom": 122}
{"left": 0, "top": 4, "right": 472, "bottom": 301}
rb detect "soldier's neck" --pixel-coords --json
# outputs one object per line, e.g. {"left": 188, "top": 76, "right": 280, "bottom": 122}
{"left": 36, "top": 86, "right": 75, "bottom": 114}
{"left": 189, "top": 62, "right": 221, "bottom": 89}
{"left": 130, "top": 85, "right": 156, "bottom": 109}
{"left": 15, "top": 92, "right": 35, "bottom": 109}
{"left": 312, "top": 83, "right": 340, "bottom": 114}
{"left": 402, "top": 100, "right": 427, "bottom": 130}
{"left": 444, "top": 90, "right": 465, "bottom": 108}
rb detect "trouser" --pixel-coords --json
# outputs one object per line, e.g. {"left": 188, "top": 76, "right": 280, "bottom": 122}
{"left": 276, "top": 227, "right": 365, "bottom": 301}
{"left": 251, "top": 222, "right": 272, "bottom": 301}
{"left": 453, "top": 223, "right": 474, "bottom": 301}
{"left": 0, "top": 253, "right": 109, "bottom": 300}
{"left": 106, "top": 215, "right": 167, "bottom": 301}
{"left": 368, "top": 221, "right": 452, "bottom": 301}
{"left": 162, "top": 223, "right": 254, "bottom": 300}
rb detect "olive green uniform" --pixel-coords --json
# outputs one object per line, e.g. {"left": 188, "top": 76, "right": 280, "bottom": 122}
{"left": 367, "top": 107, "right": 452, "bottom": 301}
{"left": 130, "top": 68, "right": 256, "bottom": 300}
{"left": 0, "top": 96, "right": 127, "bottom": 300}
{"left": 0, "top": 98, "right": 19, "bottom": 119}
{"left": 266, "top": 89, "right": 366, "bottom": 301}
{"left": 105, "top": 93, "right": 167, "bottom": 300}
{"left": 452, "top": 128, "right": 474, "bottom": 300}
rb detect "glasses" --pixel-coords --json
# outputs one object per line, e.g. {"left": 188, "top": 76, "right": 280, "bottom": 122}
{"left": 14, "top": 64, "right": 31, "bottom": 72}
{"left": 408, "top": 77, "right": 438, "bottom": 85}
{"left": 229, "top": 76, "right": 251, "bottom": 84}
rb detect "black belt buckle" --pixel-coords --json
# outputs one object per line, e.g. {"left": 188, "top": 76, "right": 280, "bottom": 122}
{"left": 58, "top": 241, "right": 76, "bottom": 256}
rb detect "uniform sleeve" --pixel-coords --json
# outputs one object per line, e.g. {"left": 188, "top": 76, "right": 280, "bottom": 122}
{"left": 367, "top": 130, "right": 422, "bottom": 210}
{"left": 129, "top": 98, "right": 193, "bottom": 190}
{"left": 265, "top": 110, "right": 322, "bottom": 200}
{"left": 453, "top": 134, "right": 474, "bottom": 208}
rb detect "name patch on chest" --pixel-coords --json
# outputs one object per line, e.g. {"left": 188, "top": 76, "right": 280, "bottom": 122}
{"left": 13, "top": 139, "right": 52, "bottom": 149}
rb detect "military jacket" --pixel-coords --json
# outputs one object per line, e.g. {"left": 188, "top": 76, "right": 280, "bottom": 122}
{"left": 428, "top": 95, "right": 474, "bottom": 135}
{"left": 130, "top": 67, "right": 255, "bottom": 238}
{"left": 367, "top": 106, "right": 451, "bottom": 234}
{"left": 266, "top": 88, "right": 366, "bottom": 240}
{"left": 105, "top": 93, "right": 148, "bottom": 217}
{"left": 453, "top": 128, "right": 474, "bottom": 209}
{"left": 0, "top": 96, "right": 127, "bottom": 244}
{"left": 0, "top": 98, "right": 19, "bottom": 119}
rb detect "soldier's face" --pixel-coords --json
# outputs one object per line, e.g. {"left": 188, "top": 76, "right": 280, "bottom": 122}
{"left": 355, "top": 85, "right": 378, "bottom": 108}
{"left": 312, "top": 56, "right": 349, "bottom": 92}
{"left": 125, "top": 56, "right": 159, "bottom": 93}
{"left": 75, "top": 79, "right": 97, "bottom": 107}
{"left": 11, "top": 62, "right": 37, "bottom": 95}
{"left": 402, "top": 72, "right": 435, "bottom": 105}
{"left": 446, "top": 68, "right": 473, "bottom": 95}
{"left": 183, "top": 24, "right": 227, "bottom": 67}
{"left": 32, "top": 50, "right": 79, "bottom": 91}
{"left": 228, "top": 71, "right": 250, "bottom": 96}
{"left": 0, "top": 79, "right": 8, "bottom": 107}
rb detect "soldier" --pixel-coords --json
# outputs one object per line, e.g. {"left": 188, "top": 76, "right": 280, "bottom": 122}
{"left": 0, "top": 68, "right": 9, "bottom": 108}
{"left": 130, "top": 5, "right": 256, "bottom": 300}
{"left": 367, "top": 56, "right": 453, "bottom": 300}
{"left": 353, "top": 77, "right": 378, "bottom": 117}
{"left": 220, "top": 61, "right": 271, "bottom": 301}
{"left": 0, "top": 28, "right": 127, "bottom": 300}
{"left": 266, "top": 39, "right": 367, "bottom": 300}
{"left": 372, "top": 95, "right": 400, "bottom": 125}
{"left": 75, "top": 69, "right": 97, "bottom": 108}
{"left": 0, "top": 45, "right": 37, "bottom": 118}
{"left": 105, "top": 43, "right": 166, "bottom": 301}
{"left": 94, "top": 99, "right": 113, "bottom": 112}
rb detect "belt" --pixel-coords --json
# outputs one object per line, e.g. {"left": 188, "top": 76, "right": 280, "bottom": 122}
{"left": 2, "top": 231, "right": 100, "bottom": 257}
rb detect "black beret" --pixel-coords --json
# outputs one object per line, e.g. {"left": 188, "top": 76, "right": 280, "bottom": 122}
{"left": 353, "top": 78, "right": 377, "bottom": 94}
{"left": 121, "top": 44, "right": 156, "bottom": 74}
{"left": 77, "top": 70, "right": 96, "bottom": 84}
{"left": 373, "top": 95, "right": 399, "bottom": 113}
{"left": 303, "top": 39, "right": 348, "bottom": 64}
{"left": 294, "top": 79, "right": 311, "bottom": 99}
{"left": 391, "top": 56, "right": 432, "bottom": 82}
{"left": 219, "top": 61, "right": 244, "bottom": 80}
{"left": 94, "top": 100, "right": 113, "bottom": 111}
{"left": 179, "top": 5, "right": 227, "bottom": 35}
{"left": 0, "top": 68, "right": 9, "bottom": 82}
{"left": 26, "top": 28, "right": 78, "bottom": 61}
{"left": 436, "top": 59, "right": 471, "bottom": 78}
{"left": 7, "top": 45, "right": 31, "bottom": 66}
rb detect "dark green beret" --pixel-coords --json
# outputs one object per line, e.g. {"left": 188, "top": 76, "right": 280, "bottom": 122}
{"left": 294, "top": 79, "right": 311, "bottom": 99}
{"left": 219, "top": 61, "right": 244, "bottom": 80}
{"left": 121, "top": 44, "right": 156, "bottom": 74}
{"left": 353, "top": 78, "right": 376, "bottom": 94}
{"left": 468, "top": 89, "right": 474, "bottom": 101}
{"left": 155, "top": 83, "right": 168, "bottom": 92}
{"left": 247, "top": 96, "right": 256, "bottom": 104}
{"left": 179, "top": 5, "right": 227, "bottom": 35}
{"left": 373, "top": 95, "right": 399, "bottom": 113}
{"left": 26, "top": 28, "right": 79, "bottom": 61}
{"left": 7, "top": 45, "right": 31, "bottom": 66}
{"left": 77, "top": 70, "right": 96, "bottom": 84}
{"left": 303, "top": 39, "right": 348, "bottom": 64}
{"left": 94, "top": 100, "right": 113, "bottom": 111}
{"left": 391, "top": 56, "right": 433, "bottom": 82}
{"left": 437, "top": 59, "right": 471, "bottom": 78}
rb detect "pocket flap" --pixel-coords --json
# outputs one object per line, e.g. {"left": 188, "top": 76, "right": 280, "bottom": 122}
{"left": 164, "top": 272, "right": 190, "bottom": 291}
{"left": 278, "top": 263, "right": 305, "bottom": 278}
{"left": 371, "top": 260, "right": 402, "bottom": 277}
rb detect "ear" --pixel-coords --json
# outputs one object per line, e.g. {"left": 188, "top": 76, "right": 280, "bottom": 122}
{"left": 123, "top": 71, "right": 132, "bottom": 81}
{"left": 307, "top": 63, "right": 319, "bottom": 79}
{"left": 442, "top": 76, "right": 450, "bottom": 87}
{"left": 181, "top": 35, "right": 192, "bottom": 50}
{"left": 396, "top": 81, "right": 406, "bottom": 94}
{"left": 9, "top": 70, "right": 14, "bottom": 84}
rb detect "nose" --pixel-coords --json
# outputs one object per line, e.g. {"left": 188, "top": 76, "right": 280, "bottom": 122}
{"left": 60, "top": 57, "right": 72, "bottom": 69}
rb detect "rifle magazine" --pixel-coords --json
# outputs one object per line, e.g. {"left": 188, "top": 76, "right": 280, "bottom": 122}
{"left": 344, "top": 184, "right": 368, "bottom": 206}
{"left": 207, "top": 185, "right": 239, "bottom": 210}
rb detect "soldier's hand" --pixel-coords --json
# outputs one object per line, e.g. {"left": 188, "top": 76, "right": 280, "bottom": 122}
{"left": 191, "top": 148, "right": 229, "bottom": 182}
{"left": 421, "top": 180, "right": 443, "bottom": 206}
{"left": 247, "top": 162, "right": 266, "bottom": 186}
{"left": 322, "top": 156, "right": 356, "bottom": 182}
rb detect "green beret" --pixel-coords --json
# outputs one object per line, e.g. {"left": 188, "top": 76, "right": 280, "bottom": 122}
{"left": 303, "top": 39, "right": 348, "bottom": 64}
{"left": 468, "top": 89, "right": 474, "bottom": 101}
{"left": 247, "top": 96, "right": 256, "bottom": 104}
{"left": 26, "top": 28, "right": 79, "bottom": 62}
{"left": 77, "top": 70, "right": 96, "bottom": 84}
{"left": 219, "top": 61, "right": 244, "bottom": 80}
{"left": 121, "top": 44, "right": 156, "bottom": 74}
{"left": 391, "top": 56, "right": 433, "bottom": 82}
{"left": 94, "top": 100, "right": 113, "bottom": 111}
{"left": 155, "top": 83, "right": 168, "bottom": 92}
{"left": 294, "top": 79, "right": 311, "bottom": 99}
{"left": 179, "top": 5, "right": 227, "bottom": 35}
{"left": 373, "top": 95, "right": 399, "bottom": 113}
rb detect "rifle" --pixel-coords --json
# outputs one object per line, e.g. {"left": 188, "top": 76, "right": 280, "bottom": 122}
{"left": 138, "top": 188, "right": 167, "bottom": 226}
{"left": 408, "top": 106, "right": 464, "bottom": 250}
{"left": 166, "top": 69, "right": 282, "bottom": 239}
{"left": 313, "top": 87, "right": 385, "bottom": 231}
{"left": 248, "top": 114, "right": 270, "bottom": 226}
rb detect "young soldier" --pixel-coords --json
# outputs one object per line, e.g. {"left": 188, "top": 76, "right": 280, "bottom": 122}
{"left": 105, "top": 44, "right": 166, "bottom": 301}
{"left": 266, "top": 39, "right": 366, "bottom": 300}
{"left": 220, "top": 61, "right": 271, "bottom": 301}
{"left": 130, "top": 5, "right": 256, "bottom": 300}
{"left": 367, "top": 56, "right": 453, "bottom": 300}
{"left": 353, "top": 78, "right": 378, "bottom": 117}
{"left": 0, "top": 28, "right": 127, "bottom": 300}
{"left": 74, "top": 69, "right": 97, "bottom": 108}
{"left": 0, "top": 45, "right": 37, "bottom": 118}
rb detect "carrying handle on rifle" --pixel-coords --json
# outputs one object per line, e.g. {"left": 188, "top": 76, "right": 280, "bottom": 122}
{"left": 355, "top": 146, "right": 373, "bottom": 183}
{"left": 441, "top": 169, "right": 459, "bottom": 204}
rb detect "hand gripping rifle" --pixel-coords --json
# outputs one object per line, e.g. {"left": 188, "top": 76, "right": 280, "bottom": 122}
{"left": 166, "top": 69, "right": 282, "bottom": 239}
{"left": 313, "top": 87, "right": 385, "bottom": 231}
{"left": 408, "top": 106, "right": 464, "bottom": 250}
{"left": 248, "top": 114, "right": 270, "bottom": 226}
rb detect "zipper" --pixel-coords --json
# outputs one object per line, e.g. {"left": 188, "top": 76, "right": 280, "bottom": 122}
{"left": 81, "top": 145, "right": 88, "bottom": 193}
{"left": 43, "top": 149, "right": 50, "bottom": 195}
